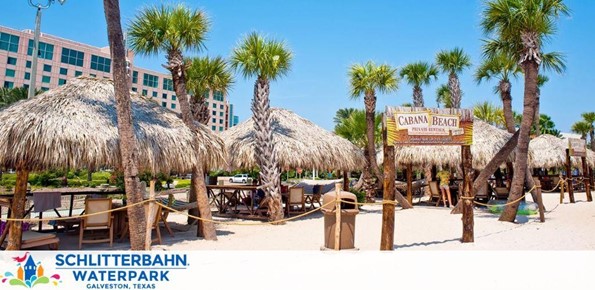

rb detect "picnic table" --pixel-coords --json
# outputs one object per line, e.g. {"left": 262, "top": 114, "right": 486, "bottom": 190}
{"left": 206, "top": 185, "right": 263, "bottom": 217}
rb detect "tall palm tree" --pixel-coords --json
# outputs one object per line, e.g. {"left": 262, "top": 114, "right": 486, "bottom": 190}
{"left": 230, "top": 32, "right": 292, "bottom": 221}
{"left": 334, "top": 109, "right": 381, "bottom": 148}
{"left": 580, "top": 112, "right": 595, "bottom": 150}
{"left": 128, "top": 4, "right": 217, "bottom": 239}
{"left": 0, "top": 87, "right": 40, "bottom": 109}
{"left": 481, "top": 0, "right": 569, "bottom": 222}
{"left": 436, "top": 47, "right": 471, "bottom": 109}
{"left": 435, "top": 84, "right": 453, "bottom": 108}
{"left": 475, "top": 53, "right": 520, "bottom": 133}
{"left": 333, "top": 108, "right": 357, "bottom": 125}
{"left": 474, "top": 101, "right": 504, "bottom": 127}
{"left": 348, "top": 61, "right": 398, "bottom": 200}
{"left": 186, "top": 56, "right": 234, "bottom": 124}
{"left": 572, "top": 120, "right": 591, "bottom": 140}
{"left": 536, "top": 114, "right": 560, "bottom": 136}
{"left": 534, "top": 75, "right": 549, "bottom": 136}
{"left": 103, "top": 0, "right": 146, "bottom": 250}
{"left": 399, "top": 61, "right": 438, "bottom": 107}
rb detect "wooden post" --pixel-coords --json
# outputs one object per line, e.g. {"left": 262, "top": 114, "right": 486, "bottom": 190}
{"left": 559, "top": 174, "right": 565, "bottom": 204}
{"left": 334, "top": 182, "right": 341, "bottom": 250}
{"left": 380, "top": 140, "right": 396, "bottom": 251}
{"left": 534, "top": 179, "right": 545, "bottom": 223}
{"left": 6, "top": 169, "right": 30, "bottom": 250}
{"left": 582, "top": 156, "right": 592, "bottom": 202}
{"left": 565, "top": 149, "right": 575, "bottom": 203}
{"left": 144, "top": 179, "right": 156, "bottom": 250}
{"left": 461, "top": 146, "right": 474, "bottom": 243}
{"left": 343, "top": 171, "right": 350, "bottom": 191}
{"left": 406, "top": 163, "right": 413, "bottom": 205}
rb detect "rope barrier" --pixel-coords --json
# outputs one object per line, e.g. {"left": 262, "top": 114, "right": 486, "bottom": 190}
{"left": 472, "top": 185, "right": 536, "bottom": 207}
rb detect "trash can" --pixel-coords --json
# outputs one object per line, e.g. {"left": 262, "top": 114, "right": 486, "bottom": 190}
{"left": 321, "top": 191, "right": 359, "bottom": 250}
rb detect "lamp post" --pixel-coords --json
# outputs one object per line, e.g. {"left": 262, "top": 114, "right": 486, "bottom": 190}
{"left": 27, "top": 0, "right": 66, "bottom": 99}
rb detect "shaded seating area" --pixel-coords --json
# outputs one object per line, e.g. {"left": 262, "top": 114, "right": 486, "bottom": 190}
{"left": 79, "top": 198, "right": 113, "bottom": 249}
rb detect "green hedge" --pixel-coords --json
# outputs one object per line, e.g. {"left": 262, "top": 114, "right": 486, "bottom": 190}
{"left": 174, "top": 179, "right": 191, "bottom": 188}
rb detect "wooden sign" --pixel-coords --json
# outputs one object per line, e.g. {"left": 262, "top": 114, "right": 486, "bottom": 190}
{"left": 385, "top": 107, "right": 473, "bottom": 146}
{"left": 568, "top": 138, "right": 586, "bottom": 157}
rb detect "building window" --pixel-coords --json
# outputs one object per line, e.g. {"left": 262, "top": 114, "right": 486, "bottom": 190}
{"left": 41, "top": 87, "right": 49, "bottom": 91}
{"left": 131, "top": 87, "right": 137, "bottom": 92}
{"left": 132, "top": 71, "right": 138, "bottom": 83}
{"left": 90, "top": 74, "right": 96, "bottom": 77}
{"left": 43, "top": 64, "right": 52, "bottom": 72}
{"left": 59, "top": 67, "right": 68, "bottom": 75}
{"left": 6, "top": 57, "right": 17, "bottom": 65}
{"left": 142, "top": 89, "right": 147, "bottom": 96}
{"left": 212, "top": 111, "right": 216, "bottom": 116}
{"left": 61, "top": 47, "right": 84, "bottom": 66}
{"left": 75, "top": 70, "right": 83, "bottom": 77}
{"left": 212, "top": 103, "right": 216, "bottom": 108}
{"left": 5, "top": 68, "right": 15, "bottom": 78}
{"left": 3, "top": 81, "right": 14, "bottom": 88}
{"left": 90, "top": 55, "right": 111, "bottom": 73}
{"left": 42, "top": 75, "right": 51, "bottom": 83}
{"left": 171, "top": 95, "right": 176, "bottom": 101}
{"left": 171, "top": 103, "right": 176, "bottom": 109}
{"left": 219, "top": 119, "right": 223, "bottom": 124}
{"left": 213, "top": 91, "right": 224, "bottom": 101}
{"left": 152, "top": 91, "right": 158, "bottom": 98}
{"left": 0, "top": 32, "right": 19, "bottom": 53}
{"left": 161, "top": 102, "right": 166, "bottom": 107}
{"left": 211, "top": 126, "right": 216, "bottom": 131}
{"left": 142, "top": 73, "right": 158, "bottom": 88}
{"left": 219, "top": 112, "right": 223, "bottom": 117}
{"left": 24, "top": 72, "right": 30, "bottom": 80}
{"left": 58, "top": 78, "right": 66, "bottom": 85}
{"left": 220, "top": 105, "right": 224, "bottom": 109}
{"left": 163, "top": 78, "right": 174, "bottom": 91}
{"left": 162, "top": 93, "right": 167, "bottom": 99}
{"left": 27, "top": 39, "right": 54, "bottom": 60}
{"left": 26, "top": 61, "right": 31, "bottom": 68}
{"left": 219, "top": 127, "right": 223, "bottom": 131}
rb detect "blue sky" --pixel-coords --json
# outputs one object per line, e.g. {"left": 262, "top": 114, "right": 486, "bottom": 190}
{"left": 1, "top": 0, "right": 592, "bottom": 132}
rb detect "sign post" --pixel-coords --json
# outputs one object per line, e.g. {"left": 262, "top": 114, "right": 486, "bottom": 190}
{"left": 568, "top": 138, "right": 592, "bottom": 202}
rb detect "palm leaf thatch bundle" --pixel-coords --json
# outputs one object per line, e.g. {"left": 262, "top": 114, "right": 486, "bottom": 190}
{"left": 221, "top": 108, "right": 365, "bottom": 171}
{"left": 0, "top": 77, "right": 224, "bottom": 173}
{"left": 528, "top": 134, "right": 579, "bottom": 169}
{"left": 587, "top": 149, "right": 595, "bottom": 169}
{"left": 385, "top": 119, "right": 512, "bottom": 169}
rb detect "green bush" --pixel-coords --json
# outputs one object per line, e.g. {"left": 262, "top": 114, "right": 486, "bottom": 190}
{"left": 175, "top": 179, "right": 191, "bottom": 188}
{"left": 349, "top": 188, "right": 366, "bottom": 204}
{"left": 92, "top": 171, "right": 112, "bottom": 182}
{"left": 1, "top": 173, "right": 17, "bottom": 180}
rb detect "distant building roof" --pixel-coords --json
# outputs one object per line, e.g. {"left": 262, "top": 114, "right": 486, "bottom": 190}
{"left": 560, "top": 132, "right": 581, "bottom": 139}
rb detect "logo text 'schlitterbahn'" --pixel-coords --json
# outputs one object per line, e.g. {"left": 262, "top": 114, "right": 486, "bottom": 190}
{"left": 1, "top": 252, "right": 62, "bottom": 288}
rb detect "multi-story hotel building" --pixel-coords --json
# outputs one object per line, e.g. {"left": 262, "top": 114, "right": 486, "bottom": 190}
{"left": 0, "top": 25, "right": 238, "bottom": 132}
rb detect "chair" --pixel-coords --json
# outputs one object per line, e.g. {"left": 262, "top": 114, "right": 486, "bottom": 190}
{"left": 428, "top": 181, "right": 442, "bottom": 206}
{"left": 79, "top": 198, "right": 113, "bottom": 249}
{"left": 304, "top": 185, "right": 323, "bottom": 210}
{"left": 144, "top": 203, "right": 162, "bottom": 245}
{"left": 286, "top": 187, "right": 305, "bottom": 215}
{"left": 474, "top": 182, "right": 493, "bottom": 203}
{"left": 493, "top": 187, "right": 510, "bottom": 200}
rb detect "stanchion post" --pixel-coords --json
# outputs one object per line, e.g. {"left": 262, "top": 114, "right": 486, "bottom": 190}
{"left": 380, "top": 140, "right": 396, "bottom": 250}
{"left": 534, "top": 180, "right": 545, "bottom": 223}
{"left": 582, "top": 156, "right": 592, "bottom": 202}
{"left": 461, "top": 145, "right": 474, "bottom": 243}
{"left": 144, "top": 179, "right": 156, "bottom": 250}
{"left": 334, "top": 182, "right": 341, "bottom": 250}
{"left": 565, "top": 149, "right": 575, "bottom": 203}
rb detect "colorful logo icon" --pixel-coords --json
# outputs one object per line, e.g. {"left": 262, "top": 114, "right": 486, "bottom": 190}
{"left": 1, "top": 252, "right": 61, "bottom": 288}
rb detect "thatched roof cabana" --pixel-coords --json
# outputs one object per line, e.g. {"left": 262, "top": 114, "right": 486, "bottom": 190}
{"left": 0, "top": 77, "right": 224, "bottom": 173}
{"left": 220, "top": 108, "right": 365, "bottom": 171}
{"left": 380, "top": 119, "right": 512, "bottom": 170}
{"left": 528, "top": 134, "right": 579, "bottom": 169}
{"left": 587, "top": 149, "right": 595, "bottom": 169}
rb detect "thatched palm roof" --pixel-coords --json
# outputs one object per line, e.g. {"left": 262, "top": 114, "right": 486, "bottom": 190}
{"left": 0, "top": 77, "right": 224, "bottom": 173}
{"left": 382, "top": 119, "right": 512, "bottom": 169}
{"left": 528, "top": 134, "right": 579, "bottom": 169}
{"left": 220, "top": 108, "right": 365, "bottom": 171}
{"left": 587, "top": 149, "right": 595, "bottom": 169}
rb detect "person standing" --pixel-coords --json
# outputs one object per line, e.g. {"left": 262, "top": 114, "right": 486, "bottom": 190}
{"left": 436, "top": 168, "right": 453, "bottom": 207}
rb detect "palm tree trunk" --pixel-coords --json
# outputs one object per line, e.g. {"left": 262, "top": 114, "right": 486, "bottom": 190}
{"left": 499, "top": 80, "right": 515, "bottom": 133}
{"left": 590, "top": 129, "right": 595, "bottom": 151}
{"left": 103, "top": 0, "right": 147, "bottom": 250}
{"left": 167, "top": 50, "right": 217, "bottom": 239}
{"left": 448, "top": 72, "right": 461, "bottom": 109}
{"left": 252, "top": 77, "right": 283, "bottom": 221}
{"left": 534, "top": 88, "right": 541, "bottom": 136}
{"left": 413, "top": 86, "right": 424, "bottom": 107}
{"left": 190, "top": 90, "right": 210, "bottom": 125}
{"left": 6, "top": 169, "right": 29, "bottom": 250}
{"left": 363, "top": 92, "right": 379, "bottom": 200}
{"left": 499, "top": 59, "right": 539, "bottom": 222}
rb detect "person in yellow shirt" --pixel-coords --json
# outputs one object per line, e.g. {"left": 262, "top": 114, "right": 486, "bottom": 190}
{"left": 436, "top": 168, "right": 453, "bottom": 207}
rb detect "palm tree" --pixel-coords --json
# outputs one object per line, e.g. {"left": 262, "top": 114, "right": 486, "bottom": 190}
{"left": 0, "top": 87, "right": 39, "bottom": 109}
{"left": 186, "top": 56, "right": 234, "bottom": 124}
{"left": 481, "top": 0, "right": 569, "bottom": 222}
{"left": 579, "top": 112, "right": 595, "bottom": 150}
{"left": 536, "top": 114, "right": 560, "bottom": 136}
{"left": 334, "top": 109, "right": 381, "bottom": 148}
{"left": 572, "top": 120, "right": 591, "bottom": 140}
{"left": 474, "top": 101, "right": 504, "bottom": 127}
{"left": 435, "top": 84, "right": 453, "bottom": 108}
{"left": 399, "top": 61, "right": 438, "bottom": 107}
{"left": 475, "top": 53, "right": 520, "bottom": 133}
{"left": 333, "top": 108, "right": 357, "bottom": 125}
{"left": 128, "top": 4, "right": 218, "bottom": 239}
{"left": 230, "top": 32, "right": 292, "bottom": 221}
{"left": 103, "top": 0, "right": 146, "bottom": 250}
{"left": 348, "top": 61, "right": 398, "bottom": 200}
{"left": 534, "top": 75, "right": 549, "bottom": 136}
{"left": 436, "top": 47, "right": 471, "bottom": 109}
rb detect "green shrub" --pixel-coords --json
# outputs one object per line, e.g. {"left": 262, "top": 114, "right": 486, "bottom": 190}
{"left": 1, "top": 173, "right": 17, "bottom": 180}
{"left": 349, "top": 188, "right": 366, "bottom": 204}
{"left": 175, "top": 179, "right": 191, "bottom": 188}
{"left": 92, "top": 171, "right": 112, "bottom": 182}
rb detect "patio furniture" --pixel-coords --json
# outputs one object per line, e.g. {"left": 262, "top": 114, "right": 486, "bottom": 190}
{"left": 144, "top": 203, "right": 163, "bottom": 245}
{"left": 286, "top": 187, "right": 305, "bottom": 215}
{"left": 474, "top": 182, "right": 493, "bottom": 203}
{"left": 1, "top": 230, "right": 59, "bottom": 250}
{"left": 304, "top": 184, "right": 323, "bottom": 210}
{"left": 79, "top": 198, "right": 113, "bottom": 249}
{"left": 428, "top": 181, "right": 442, "bottom": 206}
{"left": 493, "top": 187, "right": 510, "bottom": 200}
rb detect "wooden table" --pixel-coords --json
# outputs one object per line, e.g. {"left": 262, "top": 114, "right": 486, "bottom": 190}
{"left": 206, "top": 185, "right": 262, "bottom": 217}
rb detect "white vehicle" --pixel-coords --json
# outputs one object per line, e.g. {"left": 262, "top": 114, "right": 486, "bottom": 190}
{"left": 229, "top": 174, "right": 250, "bottom": 183}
